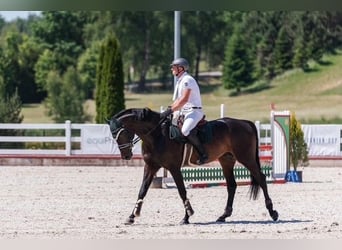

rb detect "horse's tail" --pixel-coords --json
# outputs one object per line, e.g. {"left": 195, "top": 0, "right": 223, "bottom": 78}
{"left": 248, "top": 121, "right": 261, "bottom": 200}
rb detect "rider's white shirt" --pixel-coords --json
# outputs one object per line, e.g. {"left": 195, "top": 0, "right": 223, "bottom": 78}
{"left": 173, "top": 72, "right": 202, "bottom": 111}
{"left": 172, "top": 72, "right": 204, "bottom": 136}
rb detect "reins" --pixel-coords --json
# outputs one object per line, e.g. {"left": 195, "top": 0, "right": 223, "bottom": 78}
{"left": 115, "top": 113, "right": 168, "bottom": 148}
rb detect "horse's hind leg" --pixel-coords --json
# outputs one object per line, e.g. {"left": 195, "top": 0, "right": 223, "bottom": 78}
{"left": 125, "top": 164, "right": 159, "bottom": 225}
{"left": 258, "top": 171, "right": 279, "bottom": 221}
{"left": 217, "top": 153, "right": 236, "bottom": 222}
{"left": 243, "top": 160, "right": 279, "bottom": 222}
{"left": 169, "top": 168, "right": 194, "bottom": 225}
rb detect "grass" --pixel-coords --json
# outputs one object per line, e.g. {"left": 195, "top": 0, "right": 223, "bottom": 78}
{"left": 21, "top": 103, "right": 53, "bottom": 123}
{"left": 21, "top": 51, "right": 342, "bottom": 124}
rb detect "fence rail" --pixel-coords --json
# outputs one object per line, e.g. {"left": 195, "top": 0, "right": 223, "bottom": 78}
{"left": 0, "top": 121, "right": 83, "bottom": 156}
{"left": 0, "top": 121, "right": 272, "bottom": 157}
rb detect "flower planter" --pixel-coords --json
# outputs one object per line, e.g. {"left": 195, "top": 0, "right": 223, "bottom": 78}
{"left": 285, "top": 170, "right": 303, "bottom": 183}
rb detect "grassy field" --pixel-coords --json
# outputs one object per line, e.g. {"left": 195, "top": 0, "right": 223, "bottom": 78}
{"left": 21, "top": 51, "right": 342, "bottom": 124}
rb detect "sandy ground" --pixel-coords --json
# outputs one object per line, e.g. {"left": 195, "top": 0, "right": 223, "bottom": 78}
{"left": 0, "top": 165, "right": 341, "bottom": 239}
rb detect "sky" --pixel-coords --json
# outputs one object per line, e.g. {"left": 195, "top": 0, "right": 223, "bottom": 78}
{"left": 0, "top": 11, "right": 41, "bottom": 21}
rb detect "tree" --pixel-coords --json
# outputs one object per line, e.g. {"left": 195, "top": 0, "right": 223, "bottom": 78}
{"left": 95, "top": 33, "right": 125, "bottom": 123}
{"left": 32, "top": 11, "right": 89, "bottom": 95}
{"left": 274, "top": 26, "right": 294, "bottom": 75}
{"left": 18, "top": 34, "right": 45, "bottom": 102}
{"left": 44, "top": 67, "right": 88, "bottom": 123}
{"left": 0, "top": 89, "right": 24, "bottom": 149}
{"left": 0, "top": 31, "right": 22, "bottom": 97}
{"left": 289, "top": 112, "right": 309, "bottom": 171}
{"left": 77, "top": 41, "right": 101, "bottom": 99}
{"left": 292, "top": 36, "right": 310, "bottom": 71}
{"left": 222, "top": 23, "right": 254, "bottom": 94}
{"left": 34, "top": 49, "right": 59, "bottom": 92}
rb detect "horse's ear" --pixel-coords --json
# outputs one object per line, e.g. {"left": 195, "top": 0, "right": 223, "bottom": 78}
{"left": 143, "top": 107, "right": 151, "bottom": 115}
{"left": 136, "top": 107, "right": 150, "bottom": 120}
{"left": 105, "top": 118, "right": 110, "bottom": 125}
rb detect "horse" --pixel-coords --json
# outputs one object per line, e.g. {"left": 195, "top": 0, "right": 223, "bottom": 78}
{"left": 108, "top": 107, "right": 279, "bottom": 225}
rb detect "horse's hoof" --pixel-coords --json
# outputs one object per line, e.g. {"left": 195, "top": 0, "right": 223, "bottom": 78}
{"left": 180, "top": 219, "right": 190, "bottom": 225}
{"left": 216, "top": 217, "right": 226, "bottom": 223}
{"left": 124, "top": 217, "right": 135, "bottom": 225}
{"left": 271, "top": 210, "right": 279, "bottom": 221}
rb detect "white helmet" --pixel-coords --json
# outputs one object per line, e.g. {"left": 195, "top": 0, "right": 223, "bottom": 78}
{"left": 170, "top": 58, "right": 189, "bottom": 71}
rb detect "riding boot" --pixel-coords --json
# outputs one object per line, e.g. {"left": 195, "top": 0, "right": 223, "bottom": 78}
{"left": 186, "top": 129, "right": 208, "bottom": 165}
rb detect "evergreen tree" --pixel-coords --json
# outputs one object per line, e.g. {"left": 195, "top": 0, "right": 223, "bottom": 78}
{"left": 274, "top": 26, "right": 294, "bottom": 74}
{"left": 292, "top": 36, "right": 309, "bottom": 71}
{"left": 95, "top": 33, "right": 125, "bottom": 123}
{"left": 289, "top": 112, "right": 309, "bottom": 171}
{"left": 222, "top": 24, "right": 254, "bottom": 94}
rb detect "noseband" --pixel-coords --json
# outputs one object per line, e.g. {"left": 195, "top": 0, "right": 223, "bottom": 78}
{"left": 114, "top": 127, "right": 140, "bottom": 150}
{"left": 109, "top": 118, "right": 140, "bottom": 150}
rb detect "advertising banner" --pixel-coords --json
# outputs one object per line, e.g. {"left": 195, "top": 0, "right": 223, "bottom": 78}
{"left": 302, "top": 125, "right": 342, "bottom": 157}
{"left": 80, "top": 124, "right": 142, "bottom": 155}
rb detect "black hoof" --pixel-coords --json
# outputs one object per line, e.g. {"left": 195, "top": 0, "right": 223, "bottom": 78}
{"left": 271, "top": 210, "right": 279, "bottom": 221}
{"left": 124, "top": 217, "right": 135, "bottom": 225}
{"left": 180, "top": 219, "right": 190, "bottom": 225}
{"left": 216, "top": 217, "right": 226, "bottom": 223}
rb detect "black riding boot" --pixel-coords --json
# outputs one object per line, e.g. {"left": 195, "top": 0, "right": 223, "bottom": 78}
{"left": 186, "top": 129, "right": 208, "bottom": 165}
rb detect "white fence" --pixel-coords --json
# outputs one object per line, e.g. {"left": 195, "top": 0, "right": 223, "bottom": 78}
{"left": 0, "top": 120, "right": 271, "bottom": 157}
{"left": 0, "top": 121, "right": 81, "bottom": 156}
{"left": 1, "top": 120, "right": 341, "bottom": 160}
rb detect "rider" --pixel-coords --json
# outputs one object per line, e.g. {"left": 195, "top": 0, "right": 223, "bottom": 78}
{"left": 160, "top": 57, "right": 208, "bottom": 165}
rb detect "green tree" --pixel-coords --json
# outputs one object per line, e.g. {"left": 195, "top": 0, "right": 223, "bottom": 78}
{"left": 18, "top": 34, "right": 45, "bottom": 102}
{"left": 77, "top": 41, "right": 101, "bottom": 99}
{"left": 222, "top": 23, "right": 254, "bottom": 94}
{"left": 0, "top": 90, "right": 23, "bottom": 123}
{"left": 292, "top": 36, "right": 309, "bottom": 71}
{"left": 34, "top": 49, "right": 59, "bottom": 92}
{"left": 32, "top": 11, "right": 88, "bottom": 94}
{"left": 274, "top": 26, "right": 294, "bottom": 74}
{"left": 95, "top": 33, "right": 125, "bottom": 123}
{"left": 0, "top": 31, "right": 22, "bottom": 97}
{"left": 115, "top": 11, "right": 171, "bottom": 92}
{"left": 44, "top": 67, "right": 88, "bottom": 123}
{"left": 0, "top": 89, "right": 24, "bottom": 149}
{"left": 289, "top": 112, "right": 309, "bottom": 171}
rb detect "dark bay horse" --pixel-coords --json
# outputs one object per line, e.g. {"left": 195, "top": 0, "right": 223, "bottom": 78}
{"left": 108, "top": 107, "right": 279, "bottom": 225}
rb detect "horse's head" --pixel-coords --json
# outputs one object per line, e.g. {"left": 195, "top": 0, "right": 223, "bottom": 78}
{"left": 108, "top": 107, "right": 163, "bottom": 159}
{"left": 108, "top": 117, "right": 135, "bottom": 160}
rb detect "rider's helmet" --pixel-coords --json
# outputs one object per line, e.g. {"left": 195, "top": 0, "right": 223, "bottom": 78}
{"left": 170, "top": 58, "right": 189, "bottom": 71}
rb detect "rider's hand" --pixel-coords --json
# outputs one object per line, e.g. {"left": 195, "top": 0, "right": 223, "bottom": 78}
{"left": 160, "top": 107, "right": 173, "bottom": 119}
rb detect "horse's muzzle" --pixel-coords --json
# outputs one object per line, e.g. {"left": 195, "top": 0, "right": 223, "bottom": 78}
{"left": 122, "top": 154, "right": 133, "bottom": 160}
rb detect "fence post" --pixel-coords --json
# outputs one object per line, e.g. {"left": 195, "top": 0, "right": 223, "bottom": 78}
{"left": 220, "top": 104, "right": 225, "bottom": 118}
{"left": 255, "top": 120, "right": 260, "bottom": 147}
{"left": 65, "top": 120, "right": 71, "bottom": 156}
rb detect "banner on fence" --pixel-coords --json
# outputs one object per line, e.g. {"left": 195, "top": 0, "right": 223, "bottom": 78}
{"left": 80, "top": 125, "right": 117, "bottom": 154}
{"left": 80, "top": 125, "right": 142, "bottom": 155}
{"left": 302, "top": 125, "right": 342, "bottom": 157}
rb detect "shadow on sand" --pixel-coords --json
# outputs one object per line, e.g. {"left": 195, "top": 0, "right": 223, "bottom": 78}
{"left": 193, "top": 219, "right": 313, "bottom": 226}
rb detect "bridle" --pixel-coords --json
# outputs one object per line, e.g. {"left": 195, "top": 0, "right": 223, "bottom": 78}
{"left": 109, "top": 112, "right": 169, "bottom": 150}
{"left": 112, "top": 126, "right": 140, "bottom": 150}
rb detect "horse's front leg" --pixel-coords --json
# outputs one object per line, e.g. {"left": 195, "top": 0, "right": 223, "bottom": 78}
{"left": 217, "top": 155, "right": 236, "bottom": 222}
{"left": 169, "top": 168, "right": 194, "bottom": 225}
{"left": 125, "top": 165, "right": 159, "bottom": 225}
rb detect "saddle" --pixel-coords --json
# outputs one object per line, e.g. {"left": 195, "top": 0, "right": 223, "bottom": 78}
{"left": 165, "top": 115, "right": 212, "bottom": 143}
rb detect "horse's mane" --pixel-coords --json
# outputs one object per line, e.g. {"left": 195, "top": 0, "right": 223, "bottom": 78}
{"left": 113, "top": 107, "right": 161, "bottom": 123}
